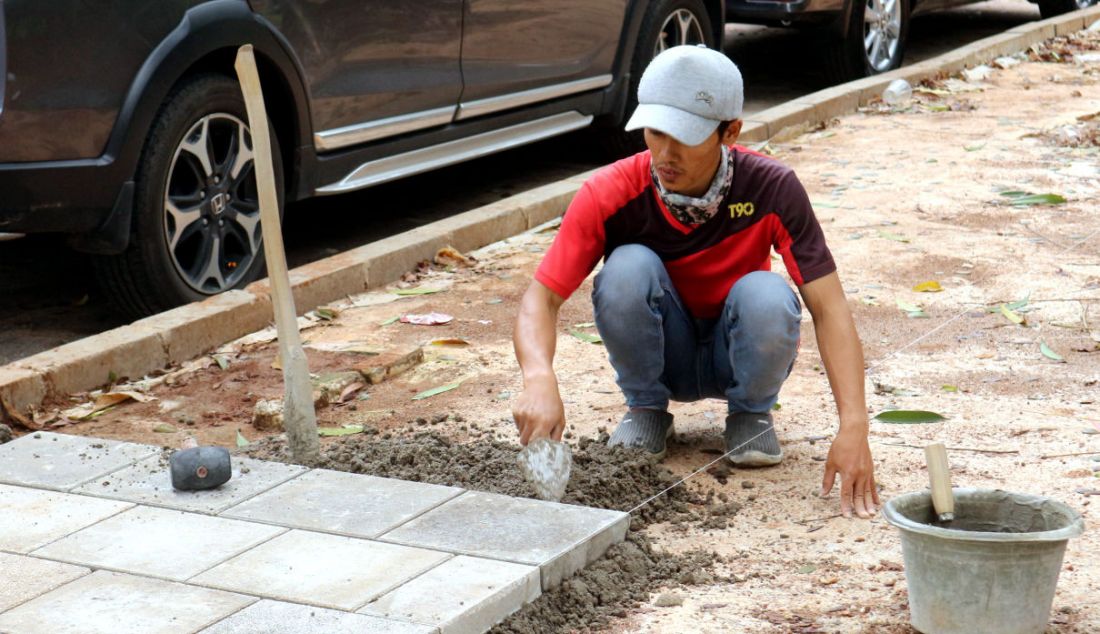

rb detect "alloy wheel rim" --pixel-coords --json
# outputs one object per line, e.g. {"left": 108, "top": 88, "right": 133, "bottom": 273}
{"left": 862, "top": 0, "right": 902, "bottom": 72}
{"left": 163, "top": 113, "right": 261, "bottom": 295}
{"left": 654, "top": 8, "right": 705, "bottom": 57}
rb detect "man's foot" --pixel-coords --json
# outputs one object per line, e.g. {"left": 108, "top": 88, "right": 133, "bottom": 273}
{"left": 724, "top": 412, "right": 783, "bottom": 467}
{"left": 608, "top": 409, "right": 674, "bottom": 458}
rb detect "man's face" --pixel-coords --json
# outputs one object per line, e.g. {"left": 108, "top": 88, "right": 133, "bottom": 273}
{"left": 644, "top": 122, "right": 740, "bottom": 198}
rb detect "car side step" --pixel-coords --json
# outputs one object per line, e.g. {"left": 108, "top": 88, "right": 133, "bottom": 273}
{"left": 315, "top": 111, "right": 593, "bottom": 195}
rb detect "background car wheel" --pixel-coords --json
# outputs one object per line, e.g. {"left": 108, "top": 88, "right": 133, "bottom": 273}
{"left": 94, "top": 73, "right": 282, "bottom": 318}
{"left": 1038, "top": 0, "right": 1097, "bottom": 19}
{"left": 599, "top": 0, "right": 715, "bottom": 157}
{"left": 826, "top": 0, "right": 910, "bottom": 82}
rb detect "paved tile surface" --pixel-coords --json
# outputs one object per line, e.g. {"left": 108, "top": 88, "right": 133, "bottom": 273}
{"left": 0, "top": 552, "right": 89, "bottom": 612}
{"left": 0, "top": 434, "right": 630, "bottom": 632}
{"left": 221, "top": 469, "right": 462, "bottom": 538}
{"left": 381, "top": 491, "right": 629, "bottom": 588}
{"left": 0, "top": 432, "right": 157, "bottom": 491}
{"left": 191, "top": 529, "right": 451, "bottom": 611}
{"left": 202, "top": 600, "right": 438, "bottom": 634}
{"left": 33, "top": 506, "right": 285, "bottom": 581}
{"left": 0, "top": 484, "right": 132, "bottom": 554}
{"left": 0, "top": 570, "right": 253, "bottom": 634}
{"left": 73, "top": 452, "right": 307, "bottom": 514}
{"left": 361, "top": 555, "right": 540, "bottom": 634}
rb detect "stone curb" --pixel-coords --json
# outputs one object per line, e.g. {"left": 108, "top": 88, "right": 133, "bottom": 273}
{"left": 2, "top": 8, "right": 1098, "bottom": 417}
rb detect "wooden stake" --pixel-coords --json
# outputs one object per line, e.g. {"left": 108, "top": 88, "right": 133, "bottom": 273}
{"left": 234, "top": 45, "right": 318, "bottom": 464}
{"left": 925, "top": 443, "right": 954, "bottom": 521}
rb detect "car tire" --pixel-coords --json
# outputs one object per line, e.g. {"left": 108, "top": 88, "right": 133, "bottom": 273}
{"left": 1038, "top": 0, "right": 1096, "bottom": 19}
{"left": 94, "top": 73, "right": 281, "bottom": 318}
{"left": 825, "top": 0, "right": 910, "bottom": 82}
{"left": 600, "top": 0, "right": 715, "bottom": 157}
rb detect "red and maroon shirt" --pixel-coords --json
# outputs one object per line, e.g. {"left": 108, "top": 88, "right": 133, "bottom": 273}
{"left": 535, "top": 145, "right": 835, "bottom": 319}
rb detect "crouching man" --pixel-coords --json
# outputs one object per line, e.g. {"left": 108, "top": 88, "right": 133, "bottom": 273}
{"left": 512, "top": 45, "right": 878, "bottom": 519}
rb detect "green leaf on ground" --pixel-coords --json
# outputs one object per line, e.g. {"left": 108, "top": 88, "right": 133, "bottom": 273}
{"left": 379, "top": 316, "right": 400, "bottom": 326}
{"left": 236, "top": 429, "right": 249, "bottom": 448}
{"left": 412, "top": 382, "right": 463, "bottom": 400}
{"left": 896, "top": 298, "right": 928, "bottom": 318}
{"left": 1000, "top": 304, "right": 1026, "bottom": 325}
{"left": 213, "top": 354, "right": 230, "bottom": 371}
{"left": 394, "top": 287, "right": 444, "bottom": 296}
{"left": 1040, "top": 341, "right": 1065, "bottom": 362}
{"left": 1000, "top": 191, "right": 1066, "bottom": 206}
{"left": 878, "top": 230, "right": 910, "bottom": 243}
{"left": 985, "top": 293, "right": 1031, "bottom": 314}
{"left": 797, "top": 565, "right": 817, "bottom": 574}
{"left": 152, "top": 423, "right": 177, "bottom": 434}
{"left": 964, "top": 143, "right": 985, "bottom": 151}
{"left": 942, "top": 384, "right": 959, "bottom": 393}
{"left": 772, "top": 402, "right": 782, "bottom": 411}
{"left": 315, "top": 307, "right": 338, "bottom": 320}
{"left": 570, "top": 330, "right": 604, "bottom": 344}
{"left": 912, "top": 281, "right": 943, "bottom": 293}
{"left": 873, "top": 410, "right": 947, "bottom": 424}
{"left": 318, "top": 425, "right": 365, "bottom": 437}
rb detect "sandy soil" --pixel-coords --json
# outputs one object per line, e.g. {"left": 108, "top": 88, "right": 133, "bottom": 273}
{"left": 10, "top": 28, "right": 1100, "bottom": 634}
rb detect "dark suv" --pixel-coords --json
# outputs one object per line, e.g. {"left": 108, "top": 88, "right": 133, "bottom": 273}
{"left": 0, "top": 0, "right": 724, "bottom": 317}
{"left": 725, "top": 0, "right": 1094, "bottom": 81}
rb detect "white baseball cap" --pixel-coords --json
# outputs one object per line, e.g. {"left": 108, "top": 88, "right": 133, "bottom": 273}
{"left": 625, "top": 45, "right": 744, "bottom": 146}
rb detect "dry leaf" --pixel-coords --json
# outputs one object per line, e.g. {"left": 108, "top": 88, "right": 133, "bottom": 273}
{"left": 430, "top": 338, "right": 470, "bottom": 346}
{"left": 338, "top": 382, "right": 366, "bottom": 403}
{"left": 912, "top": 281, "right": 943, "bottom": 293}
{"left": 1, "top": 394, "right": 40, "bottom": 430}
{"left": 93, "top": 391, "right": 151, "bottom": 410}
{"left": 434, "top": 246, "right": 475, "bottom": 267}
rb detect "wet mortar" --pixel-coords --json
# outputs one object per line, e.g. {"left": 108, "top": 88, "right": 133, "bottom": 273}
{"left": 244, "top": 424, "right": 734, "bottom": 632}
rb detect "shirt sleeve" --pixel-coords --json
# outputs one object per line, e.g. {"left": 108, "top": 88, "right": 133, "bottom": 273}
{"left": 772, "top": 171, "right": 836, "bottom": 286}
{"left": 534, "top": 181, "right": 607, "bottom": 300}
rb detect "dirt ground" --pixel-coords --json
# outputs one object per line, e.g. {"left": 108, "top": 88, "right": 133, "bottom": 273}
{"left": 9, "top": 28, "right": 1100, "bottom": 633}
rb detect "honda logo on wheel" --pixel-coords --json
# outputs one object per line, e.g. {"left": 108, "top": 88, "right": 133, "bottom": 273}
{"left": 210, "top": 193, "right": 228, "bottom": 215}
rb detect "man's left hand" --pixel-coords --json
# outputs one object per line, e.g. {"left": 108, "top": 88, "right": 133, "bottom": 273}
{"left": 821, "top": 427, "right": 879, "bottom": 519}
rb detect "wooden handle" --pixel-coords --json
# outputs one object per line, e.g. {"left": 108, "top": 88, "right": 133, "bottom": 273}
{"left": 234, "top": 45, "right": 319, "bottom": 463}
{"left": 925, "top": 442, "right": 954, "bottom": 520}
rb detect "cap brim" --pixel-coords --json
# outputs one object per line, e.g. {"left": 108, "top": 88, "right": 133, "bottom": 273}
{"left": 625, "top": 103, "right": 719, "bottom": 147}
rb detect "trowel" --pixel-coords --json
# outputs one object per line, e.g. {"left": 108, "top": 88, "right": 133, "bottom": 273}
{"left": 517, "top": 437, "right": 572, "bottom": 502}
{"left": 924, "top": 442, "right": 955, "bottom": 522}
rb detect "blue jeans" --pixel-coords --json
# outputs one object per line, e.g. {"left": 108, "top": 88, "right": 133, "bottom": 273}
{"left": 592, "top": 244, "right": 801, "bottom": 413}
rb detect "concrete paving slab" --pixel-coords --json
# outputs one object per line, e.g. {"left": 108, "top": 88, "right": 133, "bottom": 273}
{"left": 72, "top": 452, "right": 307, "bottom": 514}
{"left": 0, "top": 570, "right": 253, "bottom": 634}
{"left": 0, "top": 484, "right": 132, "bottom": 554}
{"left": 33, "top": 506, "right": 285, "bottom": 581}
{"left": 191, "top": 529, "right": 451, "bottom": 611}
{"left": 360, "top": 555, "right": 539, "bottom": 634}
{"left": 201, "top": 600, "right": 438, "bottom": 634}
{"left": 0, "top": 552, "right": 89, "bottom": 612}
{"left": 381, "top": 491, "right": 629, "bottom": 589}
{"left": 0, "top": 431, "right": 157, "bottom": 491}
{"left": 220, "top": 469, "right": 462, "bottom": 538}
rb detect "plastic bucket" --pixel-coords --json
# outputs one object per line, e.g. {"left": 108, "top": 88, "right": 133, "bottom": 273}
{"left": 884, "top": 488, "right": 1085, "bottom": 634}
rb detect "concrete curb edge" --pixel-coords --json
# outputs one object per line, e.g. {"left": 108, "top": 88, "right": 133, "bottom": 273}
{"left": 2, "top": 7, "right": 1098, "bottom": 417}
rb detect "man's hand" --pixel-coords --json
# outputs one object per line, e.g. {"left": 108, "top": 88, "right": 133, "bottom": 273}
{"left": 821, "top": 426, "right": 879, "bottom": 518}
{"left": 512, "top": 376, "right": 565, "bottom": 445}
